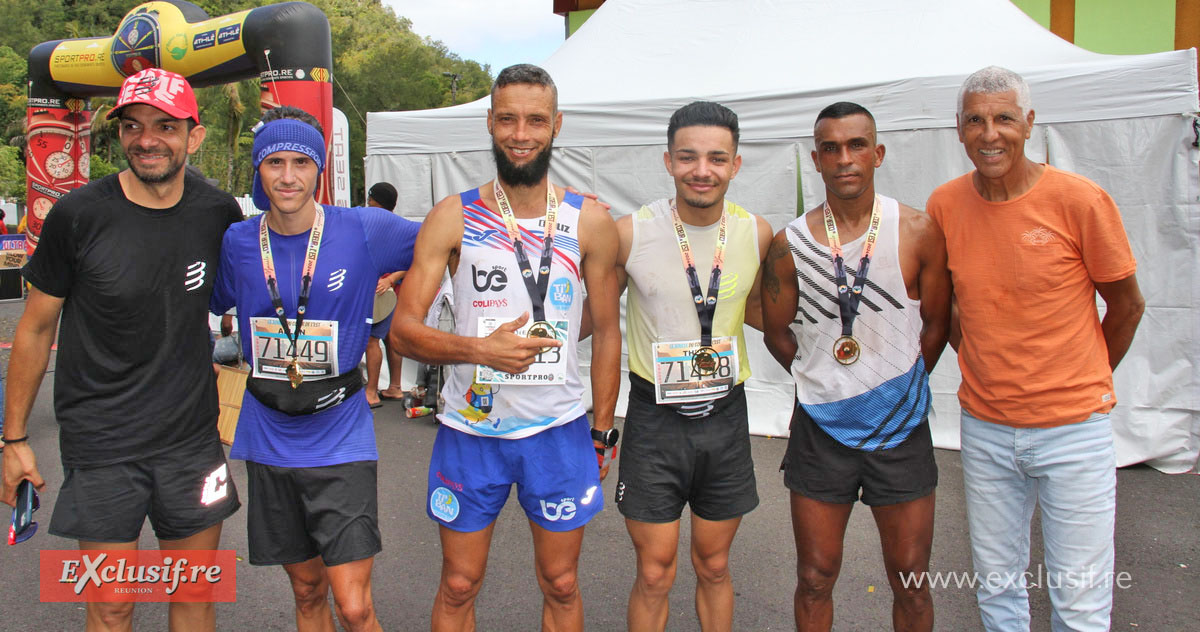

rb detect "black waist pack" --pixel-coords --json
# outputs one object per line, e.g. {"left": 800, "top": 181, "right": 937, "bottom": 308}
{"left": 246, "top": 369, "right": 364, "bottom": 417}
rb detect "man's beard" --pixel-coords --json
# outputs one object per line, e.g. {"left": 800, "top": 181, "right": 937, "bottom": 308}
{"left": 680, "top": 192, "right": 720, "bottom": 209}
{"left": 492, "top": 140, "right": 553, "bottom": 188}
{"left": 128, "top": 151, "right": 186, "bottom": 185}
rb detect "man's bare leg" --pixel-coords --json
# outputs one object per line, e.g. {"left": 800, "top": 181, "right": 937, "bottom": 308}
{"left": 626, "top": 519, "right": 681, "bottom": 632}
{"left": 283, "top": 557, "right": 336, "bottom": 632}
{"left": 379, "top": 334, "right": 405, "bottom": 398}
{"left": 530, "top": 521, "right": 586, "bottom": 632}
{"left": 365, "top": 337, "right": 383, "bottom": 406}
{"left": 871, "top": 493, "right": 935, "bottom": 632}
{"left": 79, "top": 539, "right": 138, "bottom": 632}
{"left": 791, "top": 494, "right": 854, "bottom": 632}
{"left": 690, "top": 514, "right": 742, "bottom": 632}
{"left": 161, "top": 522, "right": 224, "bottom": 632}
{"left": 432, "top": 523, "right": 495, "bottom": 632}
{"left": 327, "top": 556, "right": 383, "bottom": 632}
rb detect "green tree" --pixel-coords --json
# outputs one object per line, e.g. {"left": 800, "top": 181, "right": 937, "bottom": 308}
{"left": 0, "top": 145, "right": 25, "bottom": 202}
{"left": 0, "top": 0, "right": 497, "bottom": 202}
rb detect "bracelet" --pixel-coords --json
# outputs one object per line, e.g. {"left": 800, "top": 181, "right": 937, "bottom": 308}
{"left": 1, "top": 435, "right": 29, "bottom": 444}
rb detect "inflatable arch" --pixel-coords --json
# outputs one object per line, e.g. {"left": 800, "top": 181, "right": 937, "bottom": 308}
{"left": 25, "top": 0, "right": 334, "bottom": 253}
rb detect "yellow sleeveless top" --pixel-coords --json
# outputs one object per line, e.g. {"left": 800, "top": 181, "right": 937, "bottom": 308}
{"left": 624, "top": 198, "right": 760, "bottom": 385}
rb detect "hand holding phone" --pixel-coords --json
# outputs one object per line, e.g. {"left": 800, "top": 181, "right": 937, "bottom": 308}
{"left": 7, "top": 479, "right": 39, "bottom": 545}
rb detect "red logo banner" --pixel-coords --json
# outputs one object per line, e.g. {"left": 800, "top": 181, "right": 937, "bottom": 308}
{"left": 40, "top": 550, "right": 237, "bottom": 602}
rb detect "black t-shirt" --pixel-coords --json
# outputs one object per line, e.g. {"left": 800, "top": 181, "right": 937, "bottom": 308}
{"left": 22, "top": 173, "right": 243, "bottom": 467}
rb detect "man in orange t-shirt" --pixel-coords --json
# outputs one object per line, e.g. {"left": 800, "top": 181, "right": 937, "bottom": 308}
{"left": 926, "top": 66, "right": 1144, "bottom": 632}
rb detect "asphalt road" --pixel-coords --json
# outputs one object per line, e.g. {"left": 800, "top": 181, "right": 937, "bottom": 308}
{"left": 0, "top": 299, "right": 1196, "bottom": 631}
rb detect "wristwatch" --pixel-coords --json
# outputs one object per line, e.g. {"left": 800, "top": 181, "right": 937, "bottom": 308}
{"left": 590, "top": 427, "right": 619, "bottom": 448}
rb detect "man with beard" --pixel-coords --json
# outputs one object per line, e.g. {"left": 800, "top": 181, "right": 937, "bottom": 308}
{"left": 390, "top": 64, "right": 621, "bottom": 632}
{"left": 608, "top": 101, "right": 772, "bottom": 632}
{"left": 1, "top": 68, "right": 242, "bottom": 631}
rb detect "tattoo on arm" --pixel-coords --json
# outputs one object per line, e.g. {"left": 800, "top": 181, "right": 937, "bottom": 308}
{"left": 763, "top": 240, "right": 789, "bottom": 302}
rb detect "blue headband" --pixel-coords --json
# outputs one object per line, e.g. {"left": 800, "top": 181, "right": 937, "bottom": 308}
{"left": 251, "top": 118, "right": 326, "bottom": 211}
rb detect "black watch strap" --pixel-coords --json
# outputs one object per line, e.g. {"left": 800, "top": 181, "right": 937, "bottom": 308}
{"left": 590, "top": 427, "right": 619, "bottom": 448}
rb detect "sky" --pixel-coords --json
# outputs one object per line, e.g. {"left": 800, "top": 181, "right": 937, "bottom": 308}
{"left": 382, "top": 0, "right": 568, "bottom": 74}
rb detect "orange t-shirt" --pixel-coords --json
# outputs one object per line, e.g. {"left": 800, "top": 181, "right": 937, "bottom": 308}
{"left": 926, "top": 166, "right": 1136, "bottom": 427}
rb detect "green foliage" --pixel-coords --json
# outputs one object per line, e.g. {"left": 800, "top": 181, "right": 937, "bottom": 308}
{"left": 0, "top": 0, "right": 496, "bottom": 204}
{"left": 0, "top": 145, "right": 25, "bottom": 201}
{"left": 87, "top": 152, "right": 118, "bottom": 179}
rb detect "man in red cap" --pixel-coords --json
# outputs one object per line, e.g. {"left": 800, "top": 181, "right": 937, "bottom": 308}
{"left": 1, "top": 68, "right": 242, "bottom": 631}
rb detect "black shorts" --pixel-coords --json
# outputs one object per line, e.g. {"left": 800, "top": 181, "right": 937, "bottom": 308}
{"left": 616, "top": 374, "right": 759, "bottom": 523}
{"left": 782, "top": 402, "right": 937, "bottom": 506}
{"left": 49, "top": 436, "right": 241, "bottom": 542}
{"left": 246, "top": 460, "right": 381, "bottom": 567}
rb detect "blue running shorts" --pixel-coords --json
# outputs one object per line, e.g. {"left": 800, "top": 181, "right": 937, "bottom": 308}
{"left": 426, "top": 414, "right": 602, "bottom": 532}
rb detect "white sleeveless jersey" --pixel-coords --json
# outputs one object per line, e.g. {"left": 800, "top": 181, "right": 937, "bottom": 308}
{"left": 785, "top": 195, "right": 929, "bottom": 451}
{"left": 437, "top": 188, "right": 586, "bottom": 438}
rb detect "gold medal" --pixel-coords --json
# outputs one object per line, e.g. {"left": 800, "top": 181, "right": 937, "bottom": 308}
{"left": 833, "top": 336, "right": 860, "bottom": 366}
{"left": 287, "top": 358, "right": 303, "bottom": 389}
{"left": 692, "top": 346, "right": 719, "bottom": 376}
{"left": 527, "top": 321, "right": 558, "bottom": 352}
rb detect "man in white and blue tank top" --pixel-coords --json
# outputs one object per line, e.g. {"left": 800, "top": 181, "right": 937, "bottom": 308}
{"left": 761, "top": 102, "right": 952, "bottom": 631}
{"left": 390, "top": 64, "right": 621, "bottom": 632}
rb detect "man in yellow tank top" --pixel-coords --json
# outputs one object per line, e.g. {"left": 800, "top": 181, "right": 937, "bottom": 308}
{"left": 612, "top": 101, "right": 773, "bottom": 632}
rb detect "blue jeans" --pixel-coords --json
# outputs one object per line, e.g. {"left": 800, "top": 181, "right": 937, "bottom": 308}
{"left": 960, "top": 411, "right": 1116, "bottom": 632}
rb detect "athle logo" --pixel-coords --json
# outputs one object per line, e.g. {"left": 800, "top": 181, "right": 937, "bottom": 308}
{"left": 327, "top": 268, "right": 347, "bottom": 292}
{"left": 185, "top": 261, "right": 206, "bottom": 292}
{"left": 472, "top": 265, "right": 508, "bottom": 292}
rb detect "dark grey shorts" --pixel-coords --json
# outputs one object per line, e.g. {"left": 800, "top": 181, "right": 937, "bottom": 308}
{"left": 616, "top": 374, "right": 759, "bottom": 523}
{"left": 50, "top": 437, "right": 240, "bottom": 542}
{"left": 245, "top": 460, "right": 381, "bottom": 566}
{"left": 782, "top": 402, "right": 937, "bottom": 506}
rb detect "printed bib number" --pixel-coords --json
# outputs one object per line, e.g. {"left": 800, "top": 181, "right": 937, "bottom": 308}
{"left": 251, "top": 317, "right": 339, "bottom": 381}
{"left": 475, "top": 316, "right": 568, "bottom": 385}
{"left": 652, "top": 336, "right": 737, "bottom": 404}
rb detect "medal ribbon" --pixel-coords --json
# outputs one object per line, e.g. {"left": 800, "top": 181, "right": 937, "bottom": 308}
{"left": 493, "top": 180, "right": 558, "bottom": 322}
{"left": 259, "top": 206, "right": 325, "bottom": 359}
{"left": 670, "top": 200, "right": 728, "bottom": 347}
{"left": 822, "top": 196, "right": 882, "bottom": 337}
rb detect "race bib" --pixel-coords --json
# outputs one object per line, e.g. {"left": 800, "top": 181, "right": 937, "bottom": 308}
{"left": 250, "top": 317, "right": 339, "bottom": 381}
{"left": 652, "top": 336, "right": 737, "bottom": 404}
{"left": 475, "top": 316, "right": 568, "bottom": 385}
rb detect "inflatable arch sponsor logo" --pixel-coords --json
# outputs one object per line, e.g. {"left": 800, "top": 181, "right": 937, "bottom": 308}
{"left": 112, "top": 11, "right": 162, "bottom": 76}
{"left": 191, "top": 30, "right": 216, "bottom": 52}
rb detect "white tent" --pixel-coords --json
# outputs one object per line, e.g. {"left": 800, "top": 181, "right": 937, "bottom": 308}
{"left": 366, "top": 0, "right": 1200, "bottom": 473}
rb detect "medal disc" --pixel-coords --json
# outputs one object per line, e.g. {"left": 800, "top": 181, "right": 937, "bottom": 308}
{"left": 527, "top": 321, "right": 558, "bottom": 352}
{"left": 692, "top": 346, "right": 719, "bottom": 376}
{"left": 833, "top": 336, "right": 860, "bottom": 366}
{"left": 287, "top": 359, "right": 303, "bottom": 389}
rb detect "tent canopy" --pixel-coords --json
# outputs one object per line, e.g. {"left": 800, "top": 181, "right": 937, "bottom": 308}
{"left": 369, "top": 0, "right": 1197, "bottom": 154}
{"left": 366, "top": 0, "right": 1200, "bottom": 474}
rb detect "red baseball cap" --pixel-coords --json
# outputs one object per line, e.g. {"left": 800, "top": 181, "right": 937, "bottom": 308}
{"left": 107, "top": 68, "right": 201, "bottom": 125}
